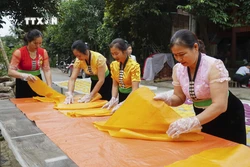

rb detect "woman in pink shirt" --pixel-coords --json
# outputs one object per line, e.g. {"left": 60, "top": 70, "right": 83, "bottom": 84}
{"left": 154, "top": 29, "right": 246, "bottom": 145}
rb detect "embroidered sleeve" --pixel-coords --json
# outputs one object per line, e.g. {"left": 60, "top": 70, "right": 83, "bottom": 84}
{"left": 172, "top": 64, "right": 181, "bottom": 86}
{"left": 41, "top": 50, "right": 51, "bottom": 71}
{"left": 9, "top": 50, "right": 21, "bottom": 70}
{"left": 97, "top": 56, "right": 106, "bottom": 68}
{"left": 209, "top": 60, "right": 230, "bottom": 84}
{"left": 73, "top": 58, "right": 81, "bottom": 68}
{"left": 131, "top": 63, "right": 141, "bottom": 82}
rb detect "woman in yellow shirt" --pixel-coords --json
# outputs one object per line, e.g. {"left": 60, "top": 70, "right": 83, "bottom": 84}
{"left": 102, "top": 38, "right": 141, "bottom": 112}
{"left": 64, "top": 40, "right": 112, "bottom": 104}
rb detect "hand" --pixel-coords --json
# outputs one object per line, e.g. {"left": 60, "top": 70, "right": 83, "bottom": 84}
{"left": 167, "top": 117, "right": 202, "bottom": 138}
{"left": 21, "top": 73, "right": 37, "bottom": 82}
{"left": 64, "top": 91, "right": 74, "bottom": 104}
{"left": 153, "top": 92, "right": 172, "bottom": 106}
{"left": 102, "top": 97, "right": 118, "bottom": 109}
{"left": 111, "top": 101, "right": 124, "bottom": 114}
{"left": 78, "top": 93, "right": 92, "bottom": 103}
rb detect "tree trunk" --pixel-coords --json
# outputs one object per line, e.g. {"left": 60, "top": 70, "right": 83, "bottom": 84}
{"left": 197, "top": 17, "right": 211, "bottom": 55}
{"left": 0, "top": 38, "right": 15, "bottom": 82}
{"left": 0, "top": 38, "right": 10, "bottom": 67}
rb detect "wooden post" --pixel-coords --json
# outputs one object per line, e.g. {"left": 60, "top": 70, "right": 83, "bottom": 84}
{"left": 0, "top": 38, "right": 15, "bottom": 81}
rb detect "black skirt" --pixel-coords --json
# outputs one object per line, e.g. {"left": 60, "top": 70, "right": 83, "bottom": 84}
{"left": 118, "top": 91, "right": 130, "bottom": 103}
{"left": 90, "top": 72, "right": 112, "bottom": 101}
{"left": 194, "top": 91, "right": 246, "bottom": 145}
{"left": 15, "top": 74, "right": 42, "bottom": 98}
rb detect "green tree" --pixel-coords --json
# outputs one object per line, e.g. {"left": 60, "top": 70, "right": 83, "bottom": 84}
{"left": 0, "top": 0, "right": 60, "bottom": 33}
{"left": 44, "top": 0, "right": 105, "bottom": 65}
{"left": 102, "top": 0, "right": 185, "bottom": 63}
{"left": 0, "top": 36, "right": 22, "bottom": 75}
{"left": 178, "top": 0, "right": 250, "bottom": 58}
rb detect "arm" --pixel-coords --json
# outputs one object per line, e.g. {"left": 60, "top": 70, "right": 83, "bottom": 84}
{"left": 43, "top": 70, "right": 52, "bottom": 87}
{"left": 89, "top": 64, "right": 105, "bottom": 97}
{"left": 167, "top": 61, "right": 229, "bottom": 138}
{"left": 8, "top": 50, "right": 36, "bottom": 81}
{"left": 42, "top": 50, "right": 52, "bottom": 87}
{"left": 111, "top": 65, "right": 140, "bottom": 112}
{"left": 246, "top": 67, "right": 250, "bottom": 75}
{"left": 170, "top": 86, "right": 186, "bottom": 106}
{"left": 197, "top": 82, "right": 228, "bottom": 125}
{"left": 131, "top": 81, "right": 139, "bottom": 92}
{"left": 111, "top": 78, "right": 119, "bottom": 98}
{"left": 64, "top": 67, "right": 80, "bottom": 104}
{"left": 196, "top": 64, "right": 229, "bottom": 125}
{"left": 129, "top": 62, "right": 140, "bottom": 93}
{"left": 68, "top": 67, "right": 80, "bottom": 93}
{"left": 170, "top": 65, "right": 186, "bottom": 106}
{"left": 101, "top": 78, "right": 118, "bottom": 109}
{"left": 8, "top": 50, "right": 24, "bottom": 79}
{"left": 154, "top": 65, "right": 186, "bottom": 106}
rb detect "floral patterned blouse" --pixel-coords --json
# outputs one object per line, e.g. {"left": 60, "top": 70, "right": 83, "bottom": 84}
{"left": 172, "top": 53, "right": 230, "bottom": 100}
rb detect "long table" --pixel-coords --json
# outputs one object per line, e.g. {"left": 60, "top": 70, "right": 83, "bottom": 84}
{"left": 1, "top": 98, "right": 249, "bottom": 167}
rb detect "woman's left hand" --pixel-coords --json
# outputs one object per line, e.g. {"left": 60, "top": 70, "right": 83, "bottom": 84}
{"left": 167, "top": 116, "right": 202, "bottom": 138}
{"left": 78, "top": 94, "right": 92, "bottom": 103}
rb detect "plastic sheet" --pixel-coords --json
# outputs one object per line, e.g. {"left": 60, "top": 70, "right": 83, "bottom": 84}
{"left": 94, "top": 87, "right": 203, "bottom": 142}
{"left": 166, "top": 144, "right": 250, "bottom": 166}
{"left": 66, "top": 108, "right": 111, "bottom": 117}
{"left": 10, "top": 98, "right": 246, "bottom": 167}
{"left": 28, "top": 77, "right": 65, "bottom": 103}
{"left": 28, "top": 78, "right": 110, "bottom": 116}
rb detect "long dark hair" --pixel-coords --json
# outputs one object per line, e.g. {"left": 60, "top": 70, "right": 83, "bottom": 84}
{"left": 109, "top": 38, "right": 128, "bottom": 51}
{"left": 71, "top": 40, "right": 89, "bottom": 54}
{"left": 170, "top": 29, "right": 198, "bottom": 49}
{"left": 24, "top": 29, "right": 43, "bottom": 44}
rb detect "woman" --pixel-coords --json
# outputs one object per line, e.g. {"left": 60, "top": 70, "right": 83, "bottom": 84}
{"left": 8, "top": 29, "right": 52, "bottom": 98}
{"left": 127, "top": 44, "right": 137, "bottom": 62}
{"left": 64, "top": 40, "right": 112, "bottom": 104}
{"left": 154, "top": 29, "right": 246, "bottom": 144}
{"left": 102, "top": 38, "right": 141, "bottom": 112}
{"left": 232, "top": 63, "right": 250, "bottom": 88}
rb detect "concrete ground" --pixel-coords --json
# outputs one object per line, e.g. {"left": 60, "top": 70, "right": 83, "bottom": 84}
{"left": 0, "top": 136, "right": 21, "bottom": 167}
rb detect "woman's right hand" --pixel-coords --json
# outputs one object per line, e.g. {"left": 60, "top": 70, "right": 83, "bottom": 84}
{"left": 64, "top": 92, "right": 74, "bottom": 104}
{"left": 102, "top": 97, "right": 118, "bottom": 109}
{"left": 21, "top": 73, "right": 37, "bottom": 82}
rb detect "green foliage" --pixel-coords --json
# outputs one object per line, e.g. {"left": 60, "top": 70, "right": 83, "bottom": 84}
{"left": 178, "top": 0, "right": 250, "bottom": 28}
{"left": 103, "top": 0, "right": 180, "bottom": 62}
{"left": 44, "top": 0, "right": 105, "bottom": 63}
{"left": 0, "top": 36, "right": 23, "bottom": 76}
{"left": 0, "top": 0, "right": 60, "bottom": 33}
